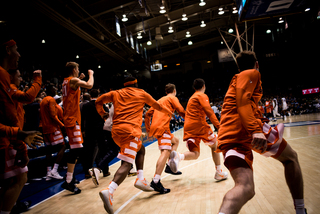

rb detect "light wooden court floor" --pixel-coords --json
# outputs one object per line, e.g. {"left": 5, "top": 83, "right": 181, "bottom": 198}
{"left": 28, "top": 113, "right": 320, "bottom": 214}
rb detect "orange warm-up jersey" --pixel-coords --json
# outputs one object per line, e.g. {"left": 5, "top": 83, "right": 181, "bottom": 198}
{"left": 62, "top": 77, "right": 81, "bottom": 127}
{"left": 40, "top": 96, "right": 64, "bottom": 134}
{"left": 10, "top": 76, "right": 42, "bottom": 129}
{"left": 0, "top": 66, "right": 20, "bottom": 150}
{"left": 96, "top": 87, "right": 170, "bottom": 139}
{"left": 218, "top": 69, "right": 263, "bottom": 147}
{"left": 145, "top": 94, "right": 185, "bottom": 138}
{"left": 265, "top": 101, "right": 273, "bottom": 113}
{"left": 183, "top": 91, "right": 220, "bottom": 141}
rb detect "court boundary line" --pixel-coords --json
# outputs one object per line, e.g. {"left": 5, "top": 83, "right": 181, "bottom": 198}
{"left": 115, "top": 157, "right": 211, "bottom": 214}
{"left": 29, "top": 128, "right": 182, "bottom": 209}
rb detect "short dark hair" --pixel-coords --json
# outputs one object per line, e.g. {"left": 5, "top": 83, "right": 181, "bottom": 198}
{"left": 83, "top": 93, "right": 91, "bottom": 101}
{"left": 90, "top": 89, "right": 99, "bottom": 98}
{"left": 65, "top": 62, "right": 79, "bottom": 76}
{"left": 165, "top": 83, "right": 176, "bottom": 94}
{"left": 46, "top": 84, "right": 56, "bottom": 97}
{"left": 193, "top": 78, "right": 205, "bottom": 90}
{"left": 236, "top": 51, "right": 257, "bottom": 72}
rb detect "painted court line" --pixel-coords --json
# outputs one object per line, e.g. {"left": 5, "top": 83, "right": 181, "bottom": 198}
{"left": 115, "top": 157, "right": 211, "bottom": 214}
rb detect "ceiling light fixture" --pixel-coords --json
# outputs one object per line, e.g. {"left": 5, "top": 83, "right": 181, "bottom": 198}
{"left": 159, "top": 5, "right": 166, "bottom": 14}
{"left": 305, "top": 8, "right": 310, "bottom": 12}
{"left": 168, "top": 26, "right": 174, "bottom": 33}
{"left": 182, "top": 13, "right": 188, "bottom": 21}
{"left": 266, "top": 29, "right": 271, "bottom": 34}
{"left": 218, "top": 8, "right": 225, "bottom": 15}
{"left": 186, "top": 31, "right": 191, "bottom": 38}
{"left": 232, "top": 7, "right": 238, "bottom": 13}
{"left": 76, "top": 55, "right": 79, "bottom": 58}
{"left": 137, "top": 32, "right": 142, "bottom": 39}
{"left": 42, "top": 39, "right": 45, "bottom": 43}
{"left": 98, "top": 65, "right": 101, "bottom": 68}
{"left": 200, "top": 20, "right": 206, "bottom": 27}
{"left": 228, "top": 28, "right": 234, "bottom": 33}
{"left": 188, "top": 41, "right": 193, "bottom": 45}
{"left": 122, "top": 14, "right": 128, "bottom": 22}
{"left": 147, "top": 40, "right": 152, "bottom": 45}
{"left": 278, "top": 17, "right": 284, "bottom": 23}
{"left": 199, "top": 0, "right": 206, "bottom": 6}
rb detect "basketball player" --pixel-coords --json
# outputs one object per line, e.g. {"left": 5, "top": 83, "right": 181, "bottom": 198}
{"left": 61, "top": 62, "right": 94, "bottom": 194}
{"left": 96, "top": 77, "right": 172, "bottom": 214}
{"left": 40, "top": 84, "right": 66, "bottom": 181}
{"left": 0, "top": 38, "right": 43, "bottom": 214}
{"left": 272, "top": 97, "right": 280, "bottom": 120}
{"left": 169, "top": 78, "right": 228, "bottom": 181}
{"left": 217, "top": 51, "right": 306, "bottom": 214}
{"left": 144, "top": 83, "right": 185, "bottom": 194}
{"left": 281, "top": 97, "right": 288, "bottom": 120}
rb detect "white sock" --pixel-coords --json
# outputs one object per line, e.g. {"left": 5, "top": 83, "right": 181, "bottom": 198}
{"left": 216, "top": 165, "right": 222, "bottom": 172}
{"left": 47, "top": 166, "right": 52, "bottom": 172}
{"left": 179, "top": 153, "right": 185, "bottom": 160}
{"left": 0, "top": 211, "right": 10, "bottom": 214}
{"left": 294, "top": 199, "right": 305, "bottom": 214}
{"left": 66, "top": 172, "right": 73, "bottom": 183}
{"left": 52, "top": 163, "right": 59, "bottom": 172}
{"left": 108, "top": 181, "right": 118, "bottom": 194}
{"left": 137, "top": 170, "right": 144, "bottom": 180}
{"left": 218, "top": 213, "right": 225, "bottom": 214}
{"left": 153, "top": 174, "right": 161, "bottom": 183}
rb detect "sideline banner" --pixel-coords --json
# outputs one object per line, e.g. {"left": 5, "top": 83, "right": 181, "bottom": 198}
{"left": 302, "top": 87, "right": 319, "bottom": 95}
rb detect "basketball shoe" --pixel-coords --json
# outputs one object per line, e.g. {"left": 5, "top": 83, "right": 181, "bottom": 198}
{"left": 99, "top": 188, "right": 114, "bottom": 214}
{"left": 134, "top": 178, "right": 154, "bottom": 191}
{"left": 47, "top": 170, "right": 63, "bottom": 180}
{"left": 89, "top": 167, "right": 101, "bottom": 186}
{"left": 214, "top": 170, "right": 228, "bottom": 181}
{"left": 165, "top": 164, "right": 182, "bottom": 175}
{"left": 61, "top": 180, "right": 81, "bottom": 194}
{"left": 168, "top": 151, "right": 180, "bottom": 173}
{"left": 150, "top": 180, "right": 170, "bottom": 194}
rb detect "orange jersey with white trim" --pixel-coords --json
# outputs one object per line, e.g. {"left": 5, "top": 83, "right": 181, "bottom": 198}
{"left": 145, "top": 94, "right": 185, "bottom": 137}
{"left": 96, "top": 87, "right": 171, "bottom": 138}
{"left": 40, "top": 96, "right": 64, "bottom": 134}
{"left": 218, "top": 69, "right": 263, "bottom": 146}
{"left": 10, "top": 76, "right": 42, "bottom": 129}
{"left": 62, "top": 77, "right": 81, "bottom": 127}
{"left": 183, "top": 91, "right": 220, "bottom": 141}
{"left": 0, "top": 66, "right": 23, "bottom": 151}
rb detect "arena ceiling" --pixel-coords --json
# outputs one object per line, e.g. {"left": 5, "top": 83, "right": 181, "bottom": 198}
{"left": 1, "top": 0, "right": 319, "bottom": 75}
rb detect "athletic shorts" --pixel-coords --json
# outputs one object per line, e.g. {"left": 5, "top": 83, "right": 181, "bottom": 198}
{"left": 65, "top": 125, "right": 83, "bottom": 149}
{"left": 156, "top": 131, "right": 174, "bottom": 150}
{"left": 185, "top": 129, "right": 217, "bottom": 153}
{"left": 0, "top": 146, "right": 28, "bottom": 180}
{"left": 220, "top": 123, "right": 287, "bottom": 170}
{"left": 44, "top": 129, "right": 65, "bottom": 146}
{"left": 112, "top": 134, "right": 142, "bottom": 164}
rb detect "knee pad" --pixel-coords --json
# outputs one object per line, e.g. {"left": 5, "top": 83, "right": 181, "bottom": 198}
{"left": 67, "top": 148, "right": 82, "bottom": 164}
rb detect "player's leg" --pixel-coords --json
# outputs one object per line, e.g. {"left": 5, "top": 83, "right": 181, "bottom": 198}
{"left": 151, "top": 149, "right": 171, "bottom": 194}
{"left": 219, "top": 156, "right": 255, "bottom": 214}
{"left": 0, "top": 172, "right": 28, "bottom": 213}
{"left": 208, "top": 143, "right": 228, "bottom": 181}
{"left": 275, "top": 141, "right": 306, "bottom": 214}
{"left": 47, "top": 143, "right": 65, "bottom": 180}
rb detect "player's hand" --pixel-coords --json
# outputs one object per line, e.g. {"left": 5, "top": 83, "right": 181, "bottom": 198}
{"left": 79, "top": 73, "right": 85, "bottom": 79}
{"left": 251, "top": 132, "right": 267, "bottom": 153}
{"left": 18, "top": 130, "right": 43, "bottom": 149}
{"left": 33, "top": 70, "right": 42, "bottom": 77}
{"left": 15, "top": 151, "right": 29, "bottom": 167}
{"left": 88, "top": 69, "right": 94, "bottom": 76}
{"left": 101, "top": 112, "right": 109, "bottom": 120}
